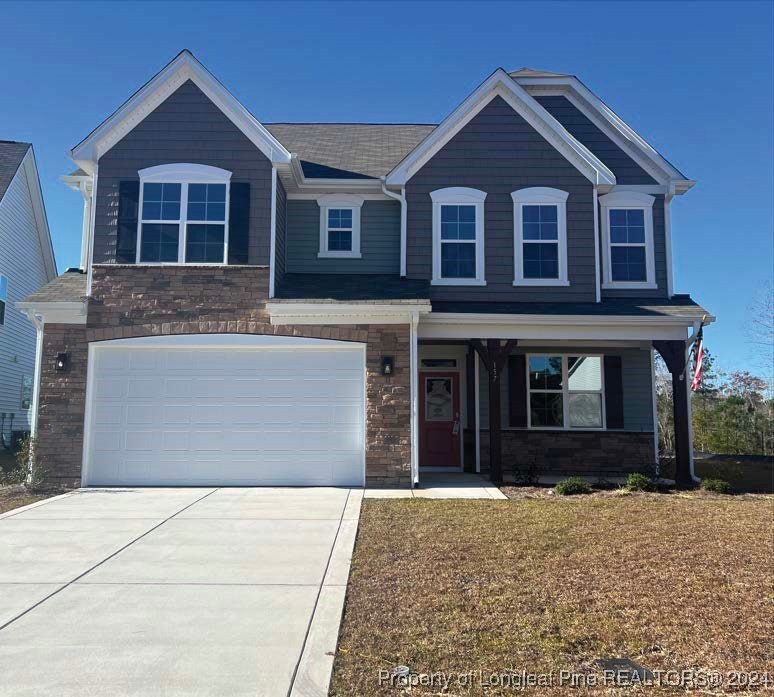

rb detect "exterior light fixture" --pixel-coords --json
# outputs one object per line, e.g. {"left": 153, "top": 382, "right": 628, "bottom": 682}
{"left": 55, "top": 352, "right": 69, "bottom": 372}
{"left": 381, "top": 356, "right": 394, "bottom": 376}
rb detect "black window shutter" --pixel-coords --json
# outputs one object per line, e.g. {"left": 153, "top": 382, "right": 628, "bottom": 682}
{"left": 604, "top": 355, "right": 625, "bottom": 429}
{"left": 228, "top": 182, "right": 250, "bottom": 264}
{"left": 508, "top": 354, "right": 527, "bottom": 428}
{"left": 116, "top": 181, "right": 140, "bottom": 263}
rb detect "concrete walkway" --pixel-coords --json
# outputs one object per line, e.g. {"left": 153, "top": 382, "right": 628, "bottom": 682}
{"left": 366, "top": 473, "right": 507, "bottom": 499}
{"left": 0, "top": 486, "right": 362, "bottom": 697}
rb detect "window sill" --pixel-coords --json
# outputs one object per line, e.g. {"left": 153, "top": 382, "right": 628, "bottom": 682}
{"left": 513, "top": 279, "right": 570, "bottom": 287}
{"left": 431, "top": 278, "right": 487, "bottom": 286}
{"left": 317, "top": 252, "right": 362, "bottom": 259}
{"left": 602, "top": 281, "right": 658, "bottom": 290}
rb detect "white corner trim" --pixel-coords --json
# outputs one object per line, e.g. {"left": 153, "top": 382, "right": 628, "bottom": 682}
{"left": 511, "top": 187, "right": 569, "bottom": 286}
{"left": 385, "top": 69, "right": 616, "bottom": 187}
{"left": 431, "top": 187, "right": 486, "bottom": 285}
{"left": 598, "top": 191, "right": 656, "bottom": 290}
{"left": 269, "top": 167, "right": 278, "bottom": 298}
{"left": 138, "top": 163, "right": 232, "bottom": 184}
{"left": 317, "top": 194, "right": 364, "bottom": 259}
{"left": 593, "top": 185, "right": 601, "bottom": 303}
{"left": 664, "top": 192, "right": 674, "bottom": 298}
{"left": 70, "top": 50, "right": 292, "bottom": 166}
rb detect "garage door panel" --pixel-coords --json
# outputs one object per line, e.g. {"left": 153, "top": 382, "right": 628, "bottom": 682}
{"left": 86, "top": 343, "right": 365, "bottom": 486}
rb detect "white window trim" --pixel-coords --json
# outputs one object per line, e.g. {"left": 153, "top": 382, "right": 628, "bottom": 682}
{"left": 0, "top": 274, "right": 7, "bottom": 326}
{"left": 317, "top": 194, "right": 363, "bottom": 259}
{"left": 430, "top": 187, "right": 487, "bottom": 286}
{"left": 511, "top": 187, "right": 569, "bottom": 287}
{"left": 136, "top": 163, "right": 232, "bottom": 266}
{"left": 526, "top": 353, "right": 607, "bottom": 431}
{"left": 599, "top": 191, "right": 656, "bottom": 290}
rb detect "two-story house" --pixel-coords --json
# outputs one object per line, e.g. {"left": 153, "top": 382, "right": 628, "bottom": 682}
{"left": 18, "top": 51, "right": 712, "bottom": 490}
{"left": 0, "top": 141, "right": 56, "bottom": 450}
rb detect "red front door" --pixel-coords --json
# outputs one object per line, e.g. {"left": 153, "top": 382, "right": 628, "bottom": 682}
{"left": 419, "top": 371, "right": 461, "bottom": 468}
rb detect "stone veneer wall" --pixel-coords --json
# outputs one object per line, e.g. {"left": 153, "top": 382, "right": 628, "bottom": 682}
{"left": 473, "top": 429, "right": 656, "bottom": 480}
{"left": 37, "top": 265, "right": 411, "bottom": 488}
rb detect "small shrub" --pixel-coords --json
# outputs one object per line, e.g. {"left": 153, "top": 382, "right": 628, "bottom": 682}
{"left": 626, "top": 472, "right": 657, "bottom": 492}
{"left": 0, "top": 436, "right": 45, "bottom": 490}
{"left": 701, "top": 478, "right": 732, "bottom": 495}
{"left": 555, "top": 477, "right": 592, "bottom": 496}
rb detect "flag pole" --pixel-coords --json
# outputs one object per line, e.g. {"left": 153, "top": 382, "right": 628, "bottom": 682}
{"left": 680, "top": 314, "right": 707, "bottom": 380}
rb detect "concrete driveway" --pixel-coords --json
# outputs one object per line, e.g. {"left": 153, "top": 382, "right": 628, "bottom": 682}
{"left": 0, "top": 486, "right": 362, "bottom": 697}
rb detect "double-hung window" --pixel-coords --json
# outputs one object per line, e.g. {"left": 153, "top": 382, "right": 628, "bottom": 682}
{"left": 512, "top": 188, "right": 569, "bottom": 286}
{"left": 599, "top": 191, "right": 656, "bottom": 289}
{"left": 527, "top": 354, "right": 605, "bottom": 429}
{"left": 431, "top": 187, "right": 486, "bottom": 285}
{"left": 137, "top": 164, "right": 231, "bottom": 264}
{"left": 318, "top": 195, "right": 363, "bottom": 258}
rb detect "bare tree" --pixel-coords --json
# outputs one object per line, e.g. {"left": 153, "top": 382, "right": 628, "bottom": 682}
{"left": 746, "top": 280, "right": 774, "bottom": 379}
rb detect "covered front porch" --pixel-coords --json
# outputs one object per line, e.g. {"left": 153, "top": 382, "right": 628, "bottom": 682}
{"left": 413, "top": 299, "right": 712, "bottom": 489}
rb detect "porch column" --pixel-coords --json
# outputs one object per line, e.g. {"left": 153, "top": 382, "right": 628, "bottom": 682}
{"left": 653, "top": 339, "right": 693, "bottom": 488}
{"left": 471, "top": 339, "right": 517, "bottom": 485}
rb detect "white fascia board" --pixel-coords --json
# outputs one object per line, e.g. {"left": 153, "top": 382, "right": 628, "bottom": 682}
{"left": 16, "top": 301, "right": 87, "bottom": 325}
{"left": 419, "top": 315, "right": 691, "bottom": 342}
{"left": 518, "top": 76, "right": 695, "bottom": 192}
{"left": 267, "top": 302, "right": 431, "bottom": 326}
{"left": 70, "top": 50, "right": 292, "bottom": 166}
{"left": 17, "top": 149, "right": 57, "bottom": 281}
{"left": 385, "top": 69, "right": 616, "bottom": 187}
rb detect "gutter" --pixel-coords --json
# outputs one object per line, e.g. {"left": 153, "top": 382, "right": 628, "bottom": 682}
{"left": 381, "top": 178, "right": 407, "bottom": 277}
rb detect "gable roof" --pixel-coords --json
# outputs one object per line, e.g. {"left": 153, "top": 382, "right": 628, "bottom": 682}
{"left": 0, "top": 140, "right": 30, "bottom": 202}
{"left": 385, "top": 69, "right": 616, "bottom": 187}
{"left": 265, "top": 123, "right": 436, "bottom": 179}
{"left": 70, "top": 50, "right": 291, "bottom": 170}
{"left": 510, "top": 70, "right": 693, "bottom": 191}
{"left": 0, "top": 142, "right": 56, "bottom": 281}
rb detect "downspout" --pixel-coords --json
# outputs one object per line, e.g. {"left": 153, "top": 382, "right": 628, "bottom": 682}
{"left": 592, "top": 182, "right": 601, "bottom": 303}
{"left": 409, "top": 310, "right": 419, "bottom": 487}
{"left": 78, "top": 181, "right": 93, "bottom": 270}
{"left": 381, "top": 178, "right": 407, "bottom": 277}
{"left": 24, "top": 311, "right": 44, "bottom": 440}
{"left": 269, "top": 166, "right": 278, "bottom": 298}
{"left": 85, "top": 164, "right": 99, "bottom": 297}
{"left": 664, "top": 184, "right": 675, "bottom": 298}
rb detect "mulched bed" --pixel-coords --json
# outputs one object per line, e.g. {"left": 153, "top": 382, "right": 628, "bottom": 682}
{"left": 0, "top": 485, "right": 50, "bottom": 514}
{"left": 330, "top": 496, "right": 773, "bottom": 695}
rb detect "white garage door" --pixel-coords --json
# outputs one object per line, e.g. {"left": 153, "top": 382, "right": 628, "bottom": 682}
{"left": 83, "top": 335, "right": 365, "bottom": 486}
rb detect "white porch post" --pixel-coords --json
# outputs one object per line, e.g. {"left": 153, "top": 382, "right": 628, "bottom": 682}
{"left": 474, "top": 353, "right": 481, "bottom": 473}
{"left": 409, "top": 311, "right": 419, "bottom": 487}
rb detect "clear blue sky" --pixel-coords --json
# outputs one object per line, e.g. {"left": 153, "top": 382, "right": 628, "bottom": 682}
{"left": 1, "top": 1, "right": 772, "bottom": 371}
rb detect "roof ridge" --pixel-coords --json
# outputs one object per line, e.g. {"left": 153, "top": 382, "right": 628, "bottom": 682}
{"left": 0, "top": 140, "right": 31, "bottom": 146}
{"left": 265, "top": 122, "right": 437, "bottom": 126}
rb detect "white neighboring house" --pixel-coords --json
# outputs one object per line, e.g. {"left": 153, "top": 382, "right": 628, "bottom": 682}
{"left": 0, "top": 141, "right": 56, "bottom": 439}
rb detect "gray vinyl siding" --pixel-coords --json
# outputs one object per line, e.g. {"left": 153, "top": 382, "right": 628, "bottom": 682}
{"left": 479, "top": 347, "right": 654, "bottom": 432}
{"left": 274, "top": 177, "right": 287, "bottom": 284}
{"left": 534, "top": 96, "right": 658, "bottom": 185}
{"left": 601, "top": 194, "right": 668, "bottom": 299}
{"left": 405, "top": 96, "right": 596, "bottom": 303}
{"left": 0, "top": 164, "right": 51, "bottom": 430}
{"left": 286, "top": 200, "right": 400, "bottom": 274}
{"left": 93, "top": 80, "right": 273, "bottom": 265}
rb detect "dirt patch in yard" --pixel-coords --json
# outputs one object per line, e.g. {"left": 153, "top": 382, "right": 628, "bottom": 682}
{"left": 0, "top": 486, "right": 51, "bottom": 514}
{"left": 330, "top": 497, "right": 773, "bottom": 695}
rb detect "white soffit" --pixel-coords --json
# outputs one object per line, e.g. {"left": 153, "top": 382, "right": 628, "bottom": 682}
{"left": 70, "top": 50, "right": 292, "bottom": 169}
{"left": 386, "top": 69, "right": 616, "bottom": 187}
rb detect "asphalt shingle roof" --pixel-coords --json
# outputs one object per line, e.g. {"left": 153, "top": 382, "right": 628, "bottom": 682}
{"left": 21, "top": 270, "right": 87, "bottom": 304}
{"left": 0, "top": 141, "right": 31, "bottom": 202}
{"left": 265, "top": 124, "right": 436, "bottom": 179}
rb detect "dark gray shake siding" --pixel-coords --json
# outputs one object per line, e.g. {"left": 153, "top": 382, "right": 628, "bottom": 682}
{"left": 601, "top": 194, "right": 668, "bottom": 299}
{"left": 93, "top": 80, "right": 273, "bottom": 265}
{"left": 405, "top": 96, "right": 596, "bottom": 303}
{"left": 479, "top": 347, "right": 654, "bottom": 431}
{"left": 534, "top": 96, "right": 658, "bottom": 185}
{"left": 286, "top": 200, "right": 401, "bottom": 274}
{"left": 274, "top": 177, "right": 287, "bottom": 283}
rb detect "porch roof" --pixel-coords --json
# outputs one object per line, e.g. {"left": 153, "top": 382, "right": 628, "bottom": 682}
{"left": 430, "top": 295, "right": 712, "bottom": 322}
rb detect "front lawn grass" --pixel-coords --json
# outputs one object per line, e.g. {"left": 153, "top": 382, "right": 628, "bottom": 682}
{"left": 330, "top": 496, "right": 772, "bottom": 695}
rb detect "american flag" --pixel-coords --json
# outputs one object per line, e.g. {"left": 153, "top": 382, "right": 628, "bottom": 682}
{"left": 690, "top": 324, "right": 704, "bottom": 392}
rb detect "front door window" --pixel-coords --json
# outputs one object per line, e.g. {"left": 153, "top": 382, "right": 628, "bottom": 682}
{"left": 425, "top": 377, "right": 453, "bottom": 421}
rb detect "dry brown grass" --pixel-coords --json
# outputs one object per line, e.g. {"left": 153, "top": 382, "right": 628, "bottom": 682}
{"left": 330, "top": 497, "right": 773, "bottom": 696}
{"left": 0, "top": 486, "right": 49, "bottom": 514}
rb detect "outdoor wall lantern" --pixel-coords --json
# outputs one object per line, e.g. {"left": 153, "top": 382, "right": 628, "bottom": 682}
{"left": 381, "top": 356, "right": 394, "bottom": 376}
{"left": 55, "top": 352, "right": 69, "bottom": 372}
